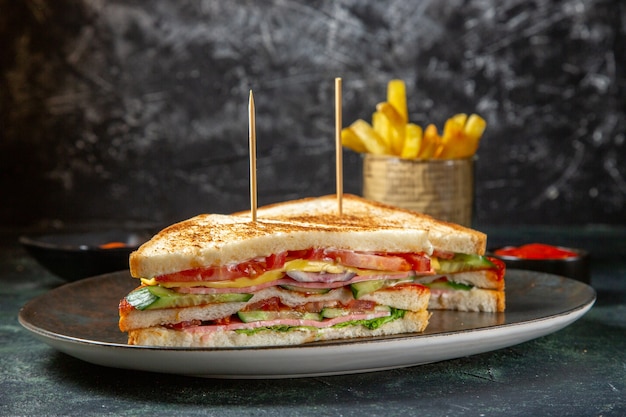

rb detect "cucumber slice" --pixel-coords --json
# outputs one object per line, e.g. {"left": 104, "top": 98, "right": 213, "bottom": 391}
{"left": 320, "top": 307, "right": 345, "bottom": 319}
{"left": 350, "top": 280, "right": 386, "bottom": 299}
{"left": 350, "top": 278, "right": 415, "bottom": 299}
{"left": 237, "top": 310, "right": 322, "bottom": 323}
{"left": 436, "top": 254, "right": 495, "bottom": 274}
{"left": 237, "top": 310, "right": 270, "bottom": 322}
{"left": 125, "top": 286, "right": 253, "bottom": 310}
{"left": 426, "top": 280, "right": 473, "bottom": 291}
{"left": 125, "top": 286, "right": 159, "bottom": 310}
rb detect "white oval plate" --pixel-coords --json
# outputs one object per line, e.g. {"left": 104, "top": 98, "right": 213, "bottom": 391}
{"left": 19, "top": 270, "right": 595, "bottom": 379}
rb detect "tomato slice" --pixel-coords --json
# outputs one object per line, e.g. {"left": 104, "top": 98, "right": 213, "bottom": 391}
{"left": 324, "top": 249, "right": 412, "bottom": 272}
{"left": 265, "top": 251, "right": 288, "bottom": 269}
{"left": 344, "top": 299, "right": 378, "bottom": 311}
{"left": 156, "top": 263, "right": 257, "bottom": 282}
{"left": 242, "top": 296, "right": 284, "bottom": 312}
{"left": 489, "top": 257, "right": 507, "bottom": 281}
{"left": 156, "top": 252, "right": 287, "bottom": 282}
{"left": 399, "top": 253, "right": 432, "bottom": 272}
{"left": 287, "top": 248, "right": 325, "bottom": 261}
{"left": 432, "top": 249, "right": 455, "bottom": 260}
{"left": 165, "top": 319, "right": 202, "bottom": 330}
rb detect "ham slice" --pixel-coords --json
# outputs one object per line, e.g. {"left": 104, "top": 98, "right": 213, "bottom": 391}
{"left": 183, "top": 310, "right": 391, "bottom": 333}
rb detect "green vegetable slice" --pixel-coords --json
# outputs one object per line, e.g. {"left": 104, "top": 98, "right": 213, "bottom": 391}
{"left": 125, "top": 286, "right": 253, "bottom": 310}
{"left": 436, "top": 254, "right": 495, "bottom": 274}
{"left": 425, "top": 280, "right": 473, "bottom": 291}
{"left": 234, "top": 308, "right": 406, "bottom": 334}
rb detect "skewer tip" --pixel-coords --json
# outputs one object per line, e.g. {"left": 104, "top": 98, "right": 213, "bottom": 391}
{"left": 248, "top": 89, "right": 257, "bottom": 222}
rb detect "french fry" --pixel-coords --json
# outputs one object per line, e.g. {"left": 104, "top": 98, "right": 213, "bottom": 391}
{"left": 401, "top": 123, "right": 423, "bottom": 159}
{"left": 461, "top": 114, "right": 487, "bottom": 157}
{"left": 341, "top": 126, "right": 368, "bottom": 154}
{"left": 438, "top": 113, "right": 467, "bottom": 159}
{"left": 438, "top": 113, "right": 487, "bottom": 159}
{"left": 372, "top": 111, "right": 391, "bottom": 150}
{"left": 346, "top": 119, "right": 390, "bottom": 155}
{"left": 418, "top": 124, "right": 441, "bottom": 159}
{"left": 464, "top": 114, "right": 486, "bottom": 140}
{"left": 376, "top": 102, "right": 405, "bottom": 156}
{"left": 386, "top": 79, "right": 408, "bottom": 124}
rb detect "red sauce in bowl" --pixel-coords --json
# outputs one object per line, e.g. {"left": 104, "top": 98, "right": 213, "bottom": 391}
{"left": 494, "top": 243, "right": 579, "bottom": 260}
{"left": 99, "top": 241, "right": 129, "bottom": 249}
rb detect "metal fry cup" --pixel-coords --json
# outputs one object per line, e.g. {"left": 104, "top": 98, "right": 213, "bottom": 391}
{"left": 362, "top": 154, "right": 475, "bottom": 226}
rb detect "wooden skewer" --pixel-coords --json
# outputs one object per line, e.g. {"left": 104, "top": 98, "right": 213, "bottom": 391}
{"left": 249, "top": 90, "right": 257, "bottom": 222}
{"left": 335, "top": 77, "right": 343, "bottom": 216}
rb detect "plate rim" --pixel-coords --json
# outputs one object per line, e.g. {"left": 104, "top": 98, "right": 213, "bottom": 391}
{"left": 18, "top": 270, "right": 596, "bottom": 378}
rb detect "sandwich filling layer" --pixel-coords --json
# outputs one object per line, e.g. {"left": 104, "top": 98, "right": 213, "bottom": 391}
{"left": 120, "top": 248, "right": 433, "bottom": 334}
{"left": 119, "top": 247, "right": 503, "bottom": 337}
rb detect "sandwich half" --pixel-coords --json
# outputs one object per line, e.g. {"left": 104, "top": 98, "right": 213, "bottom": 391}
{"left": 240, "top": 194, "right": 505, "bottom": 313}
{"left": 119, "top": 202, "right": 434, "bottom": 347}
{"left": 119, "top": 194, "right": 504, "bottom": 348}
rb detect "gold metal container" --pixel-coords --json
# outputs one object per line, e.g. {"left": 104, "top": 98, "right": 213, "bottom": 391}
{"left": 362, "top": 154, "right": 474, "bottom": 226}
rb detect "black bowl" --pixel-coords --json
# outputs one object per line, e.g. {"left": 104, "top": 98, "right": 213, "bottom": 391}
{"left": 19, "top": 230, "right": 151, "bottom": 281}
{"left": 488, "top": 245, "right": 590, "bottom": 284}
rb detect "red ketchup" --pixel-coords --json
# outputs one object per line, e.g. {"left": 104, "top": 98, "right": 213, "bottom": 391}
{"left": 494, "top": 243, "right": 578, "bottom": 260}
{"left": 99, "top": 241, "right": 128, "bottom": 249}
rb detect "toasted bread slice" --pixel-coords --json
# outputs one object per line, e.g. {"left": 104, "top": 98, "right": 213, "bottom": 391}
{"left": 236, "top": 194, "right": 487, "bottom": 256}
{"left": 428, "top": 287, "right": 505, "bottom": 312}
{"left": 129, "top": 199, "right": 441, "bottom": 279}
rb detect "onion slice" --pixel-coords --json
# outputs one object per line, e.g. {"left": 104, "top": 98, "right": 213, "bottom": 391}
{"left": 286, "top": 271, "right": 356, "bottom": 283}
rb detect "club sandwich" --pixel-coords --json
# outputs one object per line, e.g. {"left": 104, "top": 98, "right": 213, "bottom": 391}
{"left": 119, "top": 194, "right": 504, "bottom": 347}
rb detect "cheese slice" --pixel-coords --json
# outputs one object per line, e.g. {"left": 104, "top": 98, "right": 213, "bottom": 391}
{"left": 141, "top": 269, "right": 284, "bottom": 289}
{"left": 140, "top": 258, "right": 405, "bottom": 289}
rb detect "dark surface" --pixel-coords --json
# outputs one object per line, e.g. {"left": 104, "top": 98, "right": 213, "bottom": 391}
{"left": 2, "top": 227, "right": 625, "bottom": 416}
{"left": 18, "top": 229, "right": 152, "bottom": 281}
{"left": 1, "top": 0, "right": 625, "bottom": 228}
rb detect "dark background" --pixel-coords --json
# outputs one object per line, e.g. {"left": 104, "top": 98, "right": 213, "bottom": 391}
{"left": 1, "top": 0, "right": 625, "bottom": 230}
